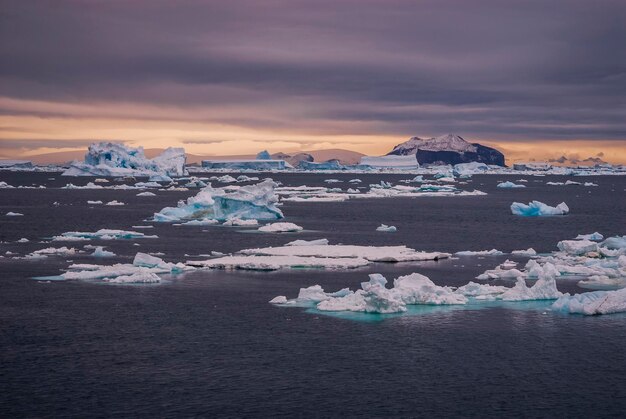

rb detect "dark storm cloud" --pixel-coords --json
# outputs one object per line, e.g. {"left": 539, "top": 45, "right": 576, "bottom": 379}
{"left": 0, "top": 0, "right": 625, "bottom": 139}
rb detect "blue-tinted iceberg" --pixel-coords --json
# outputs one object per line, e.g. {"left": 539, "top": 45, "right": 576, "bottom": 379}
{"left": 63, "top": 142, "right": 186, "bottom": 178}
{"left": 154, "top": 179, "right": 284, "bottom": 222}
{"left": 511, "top": 200, "right": 569, "bottom": 216}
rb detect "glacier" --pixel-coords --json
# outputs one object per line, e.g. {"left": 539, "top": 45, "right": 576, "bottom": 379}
{"left": 153, "top": 179, "right": 284, "bottom": 222}
{"left": 510, "top": 200, "right": 569, "bottom": 216}
{"left": 63, "top": 142, "right": 187, "bottom": 178}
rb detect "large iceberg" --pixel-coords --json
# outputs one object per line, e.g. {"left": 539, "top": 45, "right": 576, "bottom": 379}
{"left": 510, "top": 200, "right": 569, "bottom": 216}
{"left": 154, "top": 179, "right": 284, "bottom": 222}
{"left": 63, "top": 142, "right": 187, "bottom": 178}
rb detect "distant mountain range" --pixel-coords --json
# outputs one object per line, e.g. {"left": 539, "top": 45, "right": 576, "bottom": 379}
{"left": 387, "top": 134, "right": 506, "bottom": 166}
{"left": 22, "top": 148, "right": 365, "bottom": 166}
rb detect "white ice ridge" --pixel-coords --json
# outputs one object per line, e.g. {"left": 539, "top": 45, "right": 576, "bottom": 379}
{"left": 153, "top": 179, "right": 283, "bottom": 222}
{"left": 52, "top": 229, "right": 158, "bottom": 241}
{"left": 63, "top": 142, "right": 186, "bottom": 178}
{"left": 187, "top": 244, "right": 450, "bottom": 271}
{"left": 497, "top": 181, "right": 526, "bottom": 188}
{"left": 61, "top": 252, "right": 191, "bottom": 283}
{"left": 552, "top": 288, "right": 626, "bottom": 315}
{"left": 258, "top": 222, "right": 303, "bottom": 233}
{"left": 510, "top": 200, "right": 569, "bottom": 216}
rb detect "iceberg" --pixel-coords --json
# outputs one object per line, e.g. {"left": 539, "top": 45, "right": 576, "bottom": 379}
{"left": 359, "top": 155, "right": 419, "bottom": 170}
{"left": 5, "top": 212, "right": 23, "bottom": 216}
{"left": 376, "top": 224, "right": 397, "bottom": 232}
{"left": 52, "top": 229, "right": 157, "bottom": 241}
{"left": 552, "top": 288, "right": 626, "bottom": 315}
{"left": 497, "top": 181, "right": 526, "bottom": 188}
{"left": 510, "top": 201, "right": 569, "bottom": 216}
{"left": 258, "top": 222, "right": 303, "bottom": 233}
{"left": 455, "top": 249, "right": 504, "bottom": 256}
{"left": 557, "top": 239, "right": 598, "bottom": 256}
{"left": 92, "top": 246, "right": 116, "bottom": 257}
{"left": 63, "top": 142, "right": 187, "bottom": 178}
{"left": 153, "top": 179, "right": 284, "bottom": 222}
{"left": 575, "top": 232, "right": 603, "bottom": 241}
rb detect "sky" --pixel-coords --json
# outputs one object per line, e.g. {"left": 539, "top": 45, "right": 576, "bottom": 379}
{"left": 1, "top": 0, "right": 625, "bottom": 163}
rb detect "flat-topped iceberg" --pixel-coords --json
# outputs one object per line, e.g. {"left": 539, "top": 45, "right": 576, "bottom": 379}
{"left": 511, "top": 200, "right": 569, "bottom": 216}
{"left": 154, "top": 179, "right": 283, "bottom": 222}
{"left": 497, "top": 181, "right": 526, "bottom": 188}
{"left": 63, "top": 142, "right": 186, "bottom": 178}
{"left": 258, "top": 222, "right": 303, "bottom": 233}
{"left": 52, "top": 229, "right": 157, "bottom": 241}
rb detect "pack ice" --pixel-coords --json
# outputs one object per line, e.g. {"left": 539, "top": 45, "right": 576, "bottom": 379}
{"left": 153, "top": 179, "right": 284, "bottom": 222}
{"left": 63, "top": 142, "right": 187, "bottom": 179}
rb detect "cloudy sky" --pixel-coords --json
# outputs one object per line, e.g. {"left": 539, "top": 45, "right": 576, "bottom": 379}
{"left": 1, "top": 0, "right": 625, "bottom": 162}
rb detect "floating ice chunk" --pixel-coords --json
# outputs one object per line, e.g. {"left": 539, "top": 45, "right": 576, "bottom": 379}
{"left": 575, "top": 232, "right": 603, "bottom": 241}
{"left": 0, "top": 181, "right": 15, "bottom": 188}
{"left": 136, "top": 192, "right": 156, "bottom": 197}
{"left": 552, "top": 288, "right": 626, "bottom": 315}
{"left": 190, "top": 255, "right": 370, "bottom": 270}
{"left": 135, "top": 181, "right": 163, "bottom": 188}
{"left": 258, "top": 222, "right": 303, "bottom": 233}
{"left": 22, "top": 247, "right": 78, "bottom": 260}
{"left": 349, "top": 179, "right": 362, "bottom": 183}
{"left": 212, "top": 175, "right": 237, "bottom": 183}
{"left": 376, "top": 224, "right": 397, "bottom": 232}
{"left": 346, "top": 188, "right": 360, "bottom": 194}
{"left": 455, "top": 282, "right": 509, "bottom": 297}
{"left": 92, "top": 246, "right": 116, "bottom": 257}
{"left": 94, "top": 178, "right": 109, "bottom": 183}
{"left": 285, "top": 238, "right": 329, "bottom": 246}
{"left": 557, "top": 239, "right": 598, "bottom": 256}
{"left": 269, "top": 296, "right": 288, "bottom": 304}
{"left": 63, "top": 142, "right": 186, "bottom": 177}
{"left": 87, "top": 200, "right": 103, "bottom": 205}
{"left": 583, "top": 182, "right": 598, "bottom": 187}
{"left": 455, "top": 249, "right": 504, "bottom": 256}
{"left": 476, "top": 267, "right": 525, "bottom": 280}
{"left": 497, "top": 181, "right": 526, "bottom": 188}
{"left": 499, "top": 259, "right": 518, "bottom": 269}
{"left": 5, "top": 212, "right": 23, "bottom": 216}
{"left": 324, "top": 179, "right": 342, "bottom": 183}
{"left": 601, "top": 236, "right": 626, "bottom": 250}
{"left": 53, "top": 229, "right": 157, "bottom": 241}
{"left": 510, "top": 201, "right": 569, "bottom": 216}
{"left": 578, "top": 275, "right": 626, "bottom": 291}
{"left": 236, "top": 175, "right": 259, "bottom": 182}
{"left": 499, "top": 274, "right": 563, "bottom": 301}
{"left": 17, "top": 238, "right": 29, "bottom": 243}
{"left": 154, "top": 179, "right": 283, "bottom": 222}
{"left": 511, "top": 248, "right": 537, "bottom": 256}
{"left": 393, "top": 273, "right": 468, "bottom": 305}
{"left": 223, "top": 218, "right": 259, "bottom": 226}
{"left": 239, "top": 244, "right": 450, "bottom": 263}
{"left": 104, "top": 272, "right": 161, "bottom": 283}
{"left": 105, "top": 200, "right": 125, "bottom": 206}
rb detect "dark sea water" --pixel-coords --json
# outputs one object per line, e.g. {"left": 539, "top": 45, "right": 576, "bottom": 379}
{"left": 1, "top": 172, "right": 625, "bottom": 417}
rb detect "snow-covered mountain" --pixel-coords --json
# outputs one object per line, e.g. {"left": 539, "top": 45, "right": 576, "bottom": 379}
{"left": 387, "top": 134, "right": 505, "bottom": 166}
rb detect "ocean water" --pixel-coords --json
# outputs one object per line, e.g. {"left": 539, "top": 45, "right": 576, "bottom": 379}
{"left": 1, "top": 172, "right": 625, "bottom": 417}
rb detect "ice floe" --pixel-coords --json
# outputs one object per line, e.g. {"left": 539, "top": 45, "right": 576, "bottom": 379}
{"left": 497, "top": 181, "right": 526, "bottom": 188}
{"left": 552, "top": 288, "right": 626, "bottom": 315}
{"left": 376, "top": 224, "right": 397, "bottom": 232}
{"left": 258, "top": 222, "right": 303, "bottom": 233}
{"left": 52, "top": 229, "right": 157, "bottom": 241}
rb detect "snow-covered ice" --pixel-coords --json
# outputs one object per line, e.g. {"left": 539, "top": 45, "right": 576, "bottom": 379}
{"left": 258, "top": 222, "right": 303, "bottom": 233}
